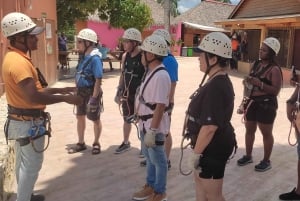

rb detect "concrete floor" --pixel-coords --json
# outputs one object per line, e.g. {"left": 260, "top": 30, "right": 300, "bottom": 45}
{"left": 6, "top": 56, "right": 299, "bottom": 201}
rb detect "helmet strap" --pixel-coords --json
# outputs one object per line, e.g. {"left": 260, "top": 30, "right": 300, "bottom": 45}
{"left": 144, "top": 51, "right": 158, "bottom": 68}
{"left": 129, "top": 41, "right": 138, "bottom": 53}
{"left": 199, "top": 53, "right": 218, "bottom": 87}
{"left": 83, "top": 40, "right": 93, "bottom": 55}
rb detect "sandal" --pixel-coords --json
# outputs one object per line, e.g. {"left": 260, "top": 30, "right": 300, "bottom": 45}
{"left": 68, "top": 142, "right": 87, "bottom": 154}
{"left": 92, "top": 143, "right": 101, "bottom": 155}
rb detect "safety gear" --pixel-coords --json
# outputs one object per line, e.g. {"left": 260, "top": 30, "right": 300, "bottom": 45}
{"left": 196, "top": 32, "right": 232, "bottom": 59}
{"left": 77, "top": 28, "right": 98, "bottom": 44}
{"left": 140, "top": 34, "right": 168, "bottom": 57}
{"left": 263, "top": 37, "right": 280, "bottom": 55}
{"left": 122, "top": 28, "right": 142, "bottom": 42}
{"left": 144, "top": 128, "right": 157, "bottom": 147}
{"left": 1, "top": 12, "right": 43, "bottom": 37}
{"left": 188, "top": 152, "right": 202, "bottom": 170}
{"left": 152, "top": 29, "right": 172, "bottom": 45}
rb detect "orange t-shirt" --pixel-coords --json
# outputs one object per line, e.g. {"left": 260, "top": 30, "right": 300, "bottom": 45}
{"left": 231, "top": 39, "right": 239, "bottom": 51}
{"left": 2, "top": 47, "right": 46, "bottom": 110}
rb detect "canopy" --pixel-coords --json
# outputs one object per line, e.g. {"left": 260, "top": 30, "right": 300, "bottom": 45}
{"left": 183, "top": 21, "right": 229, "bottom": 32}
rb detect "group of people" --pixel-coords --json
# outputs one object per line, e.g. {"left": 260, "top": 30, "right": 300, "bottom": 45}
{"left": 1, "top": 11, "right": 300, "bottom": 201}
{"left": 230, "top": 31, "right": 248, "bottom": 70}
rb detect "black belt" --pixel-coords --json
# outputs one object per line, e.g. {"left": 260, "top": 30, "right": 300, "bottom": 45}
{"left": 8, "top": 105, "right": 45, "bottom": 118}
{"left": 138, "top": 114, "right": 153, "bottom": 121}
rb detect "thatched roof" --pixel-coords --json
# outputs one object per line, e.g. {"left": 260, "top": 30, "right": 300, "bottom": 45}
{"left": 140, "top": 0, "right": 165, "bottom": 25}
{"left": 172, "top": 0, "right": 236, "bottom": 27}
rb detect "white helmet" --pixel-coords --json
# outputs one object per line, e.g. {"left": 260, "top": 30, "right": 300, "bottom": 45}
{"left": 122, "top": 28, "right": 142, "bottom": 42}
{"left": 77, "top": 28, "right": 97, "bottom": 44}
{"left": 152, "top": 29, "right": 172, "bottom": 45}
{"left": 196, "top": 32, "right": 232, "bottom": 59}
{"left": 141, "top": 34, "right": 168, "bottom": 57}
{"left": 263, "top": 37, "right": 280, "bottom": 55}
{"left": 1, "top": 12, "right": 43, "bottom": 37}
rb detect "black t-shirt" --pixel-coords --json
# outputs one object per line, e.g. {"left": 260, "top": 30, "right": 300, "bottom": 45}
{"left": 187, "top": 74, "right": 235, "bottom": 160}
{"left": 123, "top": 52, "right": 145, "bottom": 95}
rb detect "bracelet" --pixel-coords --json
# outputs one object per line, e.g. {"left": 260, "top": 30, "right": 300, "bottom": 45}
{"left": 260, "top": 82, "right": 264, "bottom": 90}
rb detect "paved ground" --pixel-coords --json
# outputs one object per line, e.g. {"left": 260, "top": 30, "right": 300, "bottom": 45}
{"left": 4, "top": 56, "right": 300, "bottom": 201}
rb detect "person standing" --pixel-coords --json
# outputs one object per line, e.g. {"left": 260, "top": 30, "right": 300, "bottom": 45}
{"left": 279, "top": 73, "right": 300, "bottom": 200}
{"left": 185, "top": 32, "right": 236, "bottom": 201}
{"left": 68, "top": 28, "right": 103, "bottom": 155}
{"left": 140, "top": 29, "right": 178, "bottom": 170}
{"left": 1, "top": 12, "right": 82, "bottom": 201}
{"left": 132, "top": 34, "right": 170, "bottom": 201}
{"left": 58, "top": 32, "right": 67, "bottom": 51}
{"left": 237, "top": 37, "right": 282, "bottom": 172}
{"left": 114, "top": 28, "right": 145, "bottom": 154}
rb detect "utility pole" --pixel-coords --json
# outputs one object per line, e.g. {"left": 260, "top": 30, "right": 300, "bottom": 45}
{"left": 164, "top": 0, "right": 170, "bottom": 32}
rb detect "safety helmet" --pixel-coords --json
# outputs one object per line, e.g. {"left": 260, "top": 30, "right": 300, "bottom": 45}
{"left": 140, "top": 34, "right": 168, "bottom": 57}
{"left": 77, "top": 28, "right": 98, "bottom": 44}
{"left": 263, "top": 37, "right": 280, "bottom": 55}
{"left": 122, "top": 28, "right": 142, "bottom": 42}
{"left": 1, "top": 12, "right": 43, "bottom": 37}
{"left": 152, "top": 29, "right": 172, "bottom": 45}
{"left": 195, "top": 32, "right": 232, "bottom": 59}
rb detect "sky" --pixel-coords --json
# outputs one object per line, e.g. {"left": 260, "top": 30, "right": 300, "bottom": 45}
{"left": 178, "top": 0, "right": 241, "bottom": 13}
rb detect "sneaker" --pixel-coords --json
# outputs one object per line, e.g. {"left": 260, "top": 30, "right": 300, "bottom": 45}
{"left": 132, "top": 184, "right": 154, "bottom": 200}
{"left": 279, "top": 188, "right": 300, "bottom": 200}
{"left": 31, "top": 194, "right": 45, "bottom": 201}
{"left": 140, "top": 159, "right": 147, "bottom": 167}
{"left": 145, "top": 192, "right": 167, "bottom": 201}
{"left": 254, "top": 160, "right": 271, "bottom": 172}
{"left": 237, "top": 155, "right": 253, "bottom": 166}
{"left": 114, "top": 142, "right": 131, "bottom": 154}
{"left": 167, "top": 160, "right": 171, "bottom": 170}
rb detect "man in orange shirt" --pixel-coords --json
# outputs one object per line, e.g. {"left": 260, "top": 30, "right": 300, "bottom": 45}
{"left": 1, "top": 12, "right": 82, "bottom": 201}
{"left": 230, "top": 32, "right": 240, "bottom": 70}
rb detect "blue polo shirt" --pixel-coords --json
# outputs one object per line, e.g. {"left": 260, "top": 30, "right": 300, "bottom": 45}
{"left": 75, "top": 55, "right": 103, "bottom": 87}
{"left": 163, "top": 53, "right": 178, "bottom": 82}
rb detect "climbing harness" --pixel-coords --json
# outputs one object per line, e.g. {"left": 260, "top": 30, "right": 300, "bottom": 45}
{"left": 5, "top": 105, "right": 52, "bottom": 153}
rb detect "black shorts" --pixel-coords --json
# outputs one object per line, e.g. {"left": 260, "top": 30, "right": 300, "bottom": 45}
{"left": 122, "top": 95, "right": 135, "bottom": 118}
{"left": 245, "top": 96, "right": 277, "bottom": 124}
{"left": 198, "top": 156, "right": 227, "bottom": 179}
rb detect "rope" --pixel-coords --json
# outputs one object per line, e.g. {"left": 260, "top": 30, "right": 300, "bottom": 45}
{"left": 179, "top": 114, "right": 193, "bottom": 176}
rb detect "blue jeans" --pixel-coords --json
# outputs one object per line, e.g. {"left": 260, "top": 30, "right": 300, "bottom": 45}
{"left": 141, "top": 131, "right": 167, "bottom": 194}
{"left": 7, "top": 119, "right": 45, "bottom": 201}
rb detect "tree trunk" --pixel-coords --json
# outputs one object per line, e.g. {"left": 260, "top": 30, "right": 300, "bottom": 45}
{"left": 164, "top": 0, "right": 170, "bottom": 32}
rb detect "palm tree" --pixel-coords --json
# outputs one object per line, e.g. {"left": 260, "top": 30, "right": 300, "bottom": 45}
{"left": 157, "top": 0, "right": 179, "bottom": 33}
{"left": 156, "top": 0, "right": 179, "bottom": 17}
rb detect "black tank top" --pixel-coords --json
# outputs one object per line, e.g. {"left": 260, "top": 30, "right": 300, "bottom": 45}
{"left": 123, "top": 52, "right": 145, "bottom": 94}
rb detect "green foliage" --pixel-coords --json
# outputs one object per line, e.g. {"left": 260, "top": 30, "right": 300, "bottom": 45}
{"left": 57, "top": 0, "right": 153, "bottom": 33}
{"left": 56, "top": 0, "right": 106, "bottom": 32}
{"left": 97, "top": 0, "right": 153, "bottom": 31}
